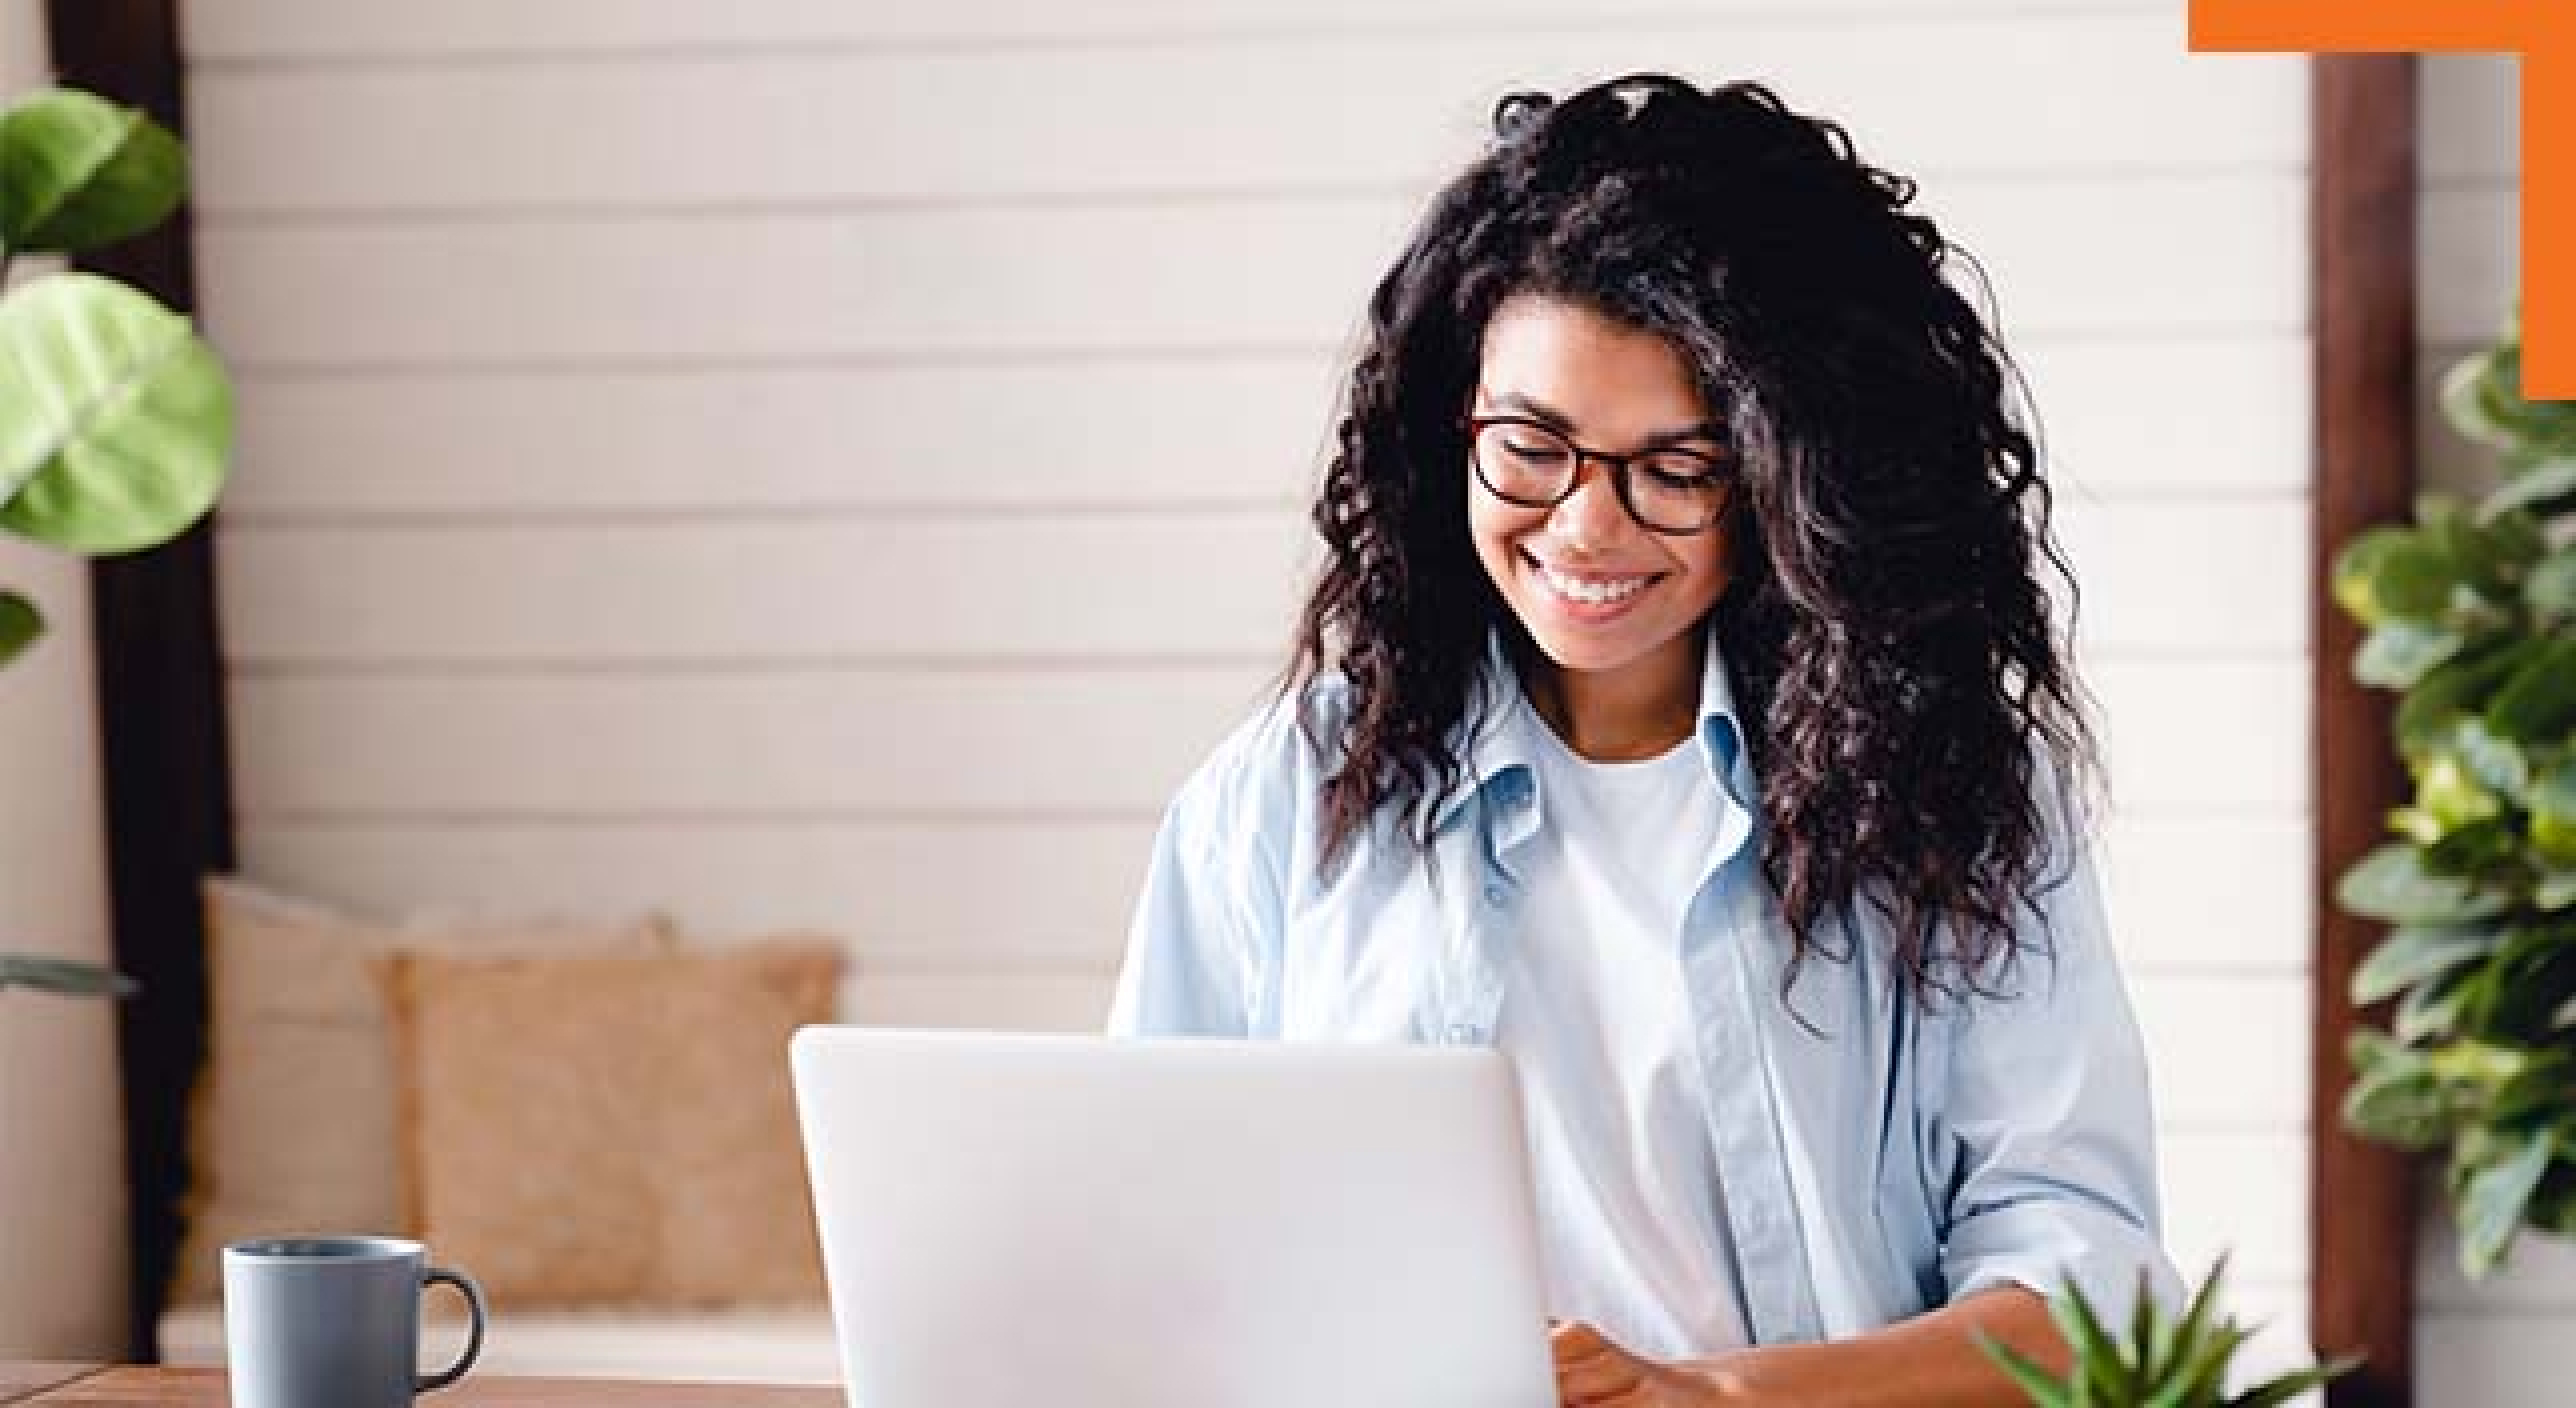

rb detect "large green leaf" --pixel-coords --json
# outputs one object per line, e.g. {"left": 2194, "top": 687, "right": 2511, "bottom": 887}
{"left": 2528, "top": 547, "right": 2576, "bottom": 617}
{"left": 2396, "top": 968, "right": 2475, "bottom": 1044}
{"left": 0, "top": 88, "right": 186, "bottom": 254}
{"left": 2536, "top": 761, "right": 2576, "bottom": 867}
{"left": 2334, "top": 528, "right": 2458, "bottom": 625}
{"left": 2486, "top": 458, "right": 2576, "bottom": 518}
{"left": 2429, "top": 1039, "right": 2538, "bottom": 1090}
{"left": 2397, "top": 641, "right": 2539, "bottom": 758}
{"left": 2352, "top": 926, "right": 2502, "bottom": 1005}
{"left": 2539, "top": 868, "right": 2576, "bottom": 913}
{"left": 2485, "top": 637, "right": 2576, "bottom": 744}
{"left": 2490, "top": 1051, "right": 2575, "bottom": 1125}
{"left": 2355, "top": 621, "right": 2466, "bottom": 690}
{"left": 2416, "top": 752, "right": 2505, "bottom": 830}
{"left": 2442, "top": 344, "right": 2522, "bottom": 449}
{"left": 0, "top": 272, "right": 231, "bottom": 553}
{"left": 2448, "top": 717, "right": 2532, "bottom": 802}
{"left": 2420, "top": 494, "right": 2535, "bottom": 601}
{"left": 2344, "top": 1046, "right": 2453, "bottom": 1148}
{"left": 2456, "top": 1129, "right": 2553, "bottom": 1277}
{"left": 0, "top": 588, "right": 38, "bottom": 667}
{"left": 2338, "top": 843, "right": 2510, "bottom": 925}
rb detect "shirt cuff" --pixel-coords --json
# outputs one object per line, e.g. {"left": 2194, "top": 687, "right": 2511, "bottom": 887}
{"left": 1944, "top": 1197, "right": 2185, "bottom": 1328}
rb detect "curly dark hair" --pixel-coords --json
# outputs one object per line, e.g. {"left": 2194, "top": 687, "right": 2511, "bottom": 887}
{"left": 1284, "top": 73, "right": 2097, "bottom": 1001}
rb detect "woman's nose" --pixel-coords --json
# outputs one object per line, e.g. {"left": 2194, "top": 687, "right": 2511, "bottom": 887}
{"left": 1548, "top": 459, "right": 1632, "bottom": 549}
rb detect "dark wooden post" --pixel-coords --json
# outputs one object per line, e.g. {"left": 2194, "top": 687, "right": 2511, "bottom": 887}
{"left": 43, "top": 0, "right": 236, "bottom": 1362}
{"left": 2310, "top": 53, "right": 2419, "bottom": 1408}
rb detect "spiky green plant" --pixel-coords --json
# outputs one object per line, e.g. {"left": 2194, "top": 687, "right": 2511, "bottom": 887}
{"left": 1979, "top": 1258, "right": 2356, "bottom": 1408}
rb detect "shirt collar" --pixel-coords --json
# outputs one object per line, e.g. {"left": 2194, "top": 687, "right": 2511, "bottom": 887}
{"left": 1429, "top": 619, "right": 1753, "bottom": 836}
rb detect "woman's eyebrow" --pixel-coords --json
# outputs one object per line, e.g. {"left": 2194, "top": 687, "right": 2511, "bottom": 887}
{"left": 1481, "top": 389, "right": 1725, "bottom": 446}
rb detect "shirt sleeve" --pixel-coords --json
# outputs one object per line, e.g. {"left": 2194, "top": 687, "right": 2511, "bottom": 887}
{"left": 1104, "top": 757, "right": 1281, "bottom": 1039}
{"left": 1934, "top": 805, "right": 2185, "bottom": 1326}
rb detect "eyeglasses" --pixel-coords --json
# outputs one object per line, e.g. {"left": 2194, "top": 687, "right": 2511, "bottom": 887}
{"left": 1463, "top": 414, "right": 1735, "bottom": 535}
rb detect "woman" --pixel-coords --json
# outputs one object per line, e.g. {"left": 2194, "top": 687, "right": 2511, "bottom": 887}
{"left": 1109, "top": 74, "right": 2176, "bottom": 1407}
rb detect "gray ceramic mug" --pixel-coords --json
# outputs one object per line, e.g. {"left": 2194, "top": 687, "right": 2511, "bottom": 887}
{"left": 222, "top": 1237, "right": 486, "bottom": 1408}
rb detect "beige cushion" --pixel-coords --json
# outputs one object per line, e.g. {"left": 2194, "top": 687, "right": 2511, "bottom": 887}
{"left": 171, "top": 878, "right": 670, "bottom": 1301}
{"left": 376, "top": 941, "right": 841, "bottom": 1307}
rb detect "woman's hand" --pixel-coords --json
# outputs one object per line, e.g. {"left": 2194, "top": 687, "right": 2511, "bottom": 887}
{"left": 1550, "top": 1321, "right": 1737, "bottom": 1407}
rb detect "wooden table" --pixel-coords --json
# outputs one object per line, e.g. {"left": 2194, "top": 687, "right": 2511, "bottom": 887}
{"left": 1, "top": 1365, "right": 839, "bottom": 1406}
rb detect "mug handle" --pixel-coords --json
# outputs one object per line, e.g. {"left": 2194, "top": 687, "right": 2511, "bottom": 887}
{"left": 415, "top": 1265, "right": 487, "bottom": 1394}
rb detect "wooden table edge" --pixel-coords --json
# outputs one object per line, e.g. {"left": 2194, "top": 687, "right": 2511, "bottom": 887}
{"left": 0, "top": 1364, "right": 109, "bottom": 1405}
{"left": 5, "top": 1364, "right": 843, "bottom": 1405}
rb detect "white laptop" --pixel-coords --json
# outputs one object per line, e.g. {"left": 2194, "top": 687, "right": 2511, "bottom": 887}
{"left": 789, "top": 1026, "right": 1556, "bottom": 1408}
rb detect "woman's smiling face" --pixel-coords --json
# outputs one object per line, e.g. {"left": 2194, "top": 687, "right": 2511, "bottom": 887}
{"left": 1467, "top": 292, "right": 1737, "bottom": 687}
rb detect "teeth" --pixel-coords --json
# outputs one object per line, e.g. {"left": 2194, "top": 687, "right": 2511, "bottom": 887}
{"left": 1536, "top": 562, "right": 1650, "bottom": 606}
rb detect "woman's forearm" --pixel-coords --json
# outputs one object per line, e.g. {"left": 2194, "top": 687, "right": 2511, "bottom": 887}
{"left": 1682, "top": 1287, "right": 2069, "bottom": 1408}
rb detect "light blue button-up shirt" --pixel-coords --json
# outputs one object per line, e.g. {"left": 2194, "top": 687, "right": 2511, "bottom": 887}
{"left": 1107, "top": 627, "right": 2180, "bottom": 1346}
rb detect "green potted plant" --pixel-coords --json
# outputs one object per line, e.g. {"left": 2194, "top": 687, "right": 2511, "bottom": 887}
{"left": 1981, "top": 1259, "right": 2355, "bottom": 1408}
{"left": 0, "top": 85, "right": 235, "bottom": 998}
{"left": 2331, "top": 308, "right": 2576, "bottom": 1277}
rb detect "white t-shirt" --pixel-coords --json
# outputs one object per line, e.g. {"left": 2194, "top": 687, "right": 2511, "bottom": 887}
{"left": 1494, "top": 706, "right": 1750, "bottom": 1359}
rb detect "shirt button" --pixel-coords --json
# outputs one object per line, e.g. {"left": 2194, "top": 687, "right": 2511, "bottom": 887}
{"left": 1445, "top": 1024, "right": 1485, "bottom": 1043}
{"left": 1483, "top": 882, "right": 1509, "bottom": 907}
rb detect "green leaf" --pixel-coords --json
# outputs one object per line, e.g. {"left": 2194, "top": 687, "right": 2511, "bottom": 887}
{"left": 2355, "top": 621, "right": 2467, "bottom": 690}
{"left": 2128, "top": 1265, "right": 2163, "bottom": 1387}
{"left": 2046, "top": 1279, "right": 2135, "bottom": 1405}
{"left": 2397, "top": 642, "right": 2540, "bottom": 760}
{"left": 2490, "top": 1052, "right": 2574, "bottom": 1125}
{"left": 0, "top": 272, "right": 232, "bottom": 553}
{"left": 2538, "top": 869, "right": 2576, "bottom": 913}
{"left": 2485, "top": 457, "right": 2576, "bottom": 518}
{"left": 2526, "top": 547, "right": 2576, "bottom": 618}
{"left": 0, "top": 87, "right": 186, "bottom": 254}
{"left": 2484, "top": 637, "right": 2576, "bottom": 744}
{"left": 1977, "top": 1336, "right": 2073, "bottom": 1408}
{"left": 2422, "top": 816, "right": 2520, "bottom": 876}
{"left": 2420, "top": 494, "right": 2526, "bottom": 601}
{"left": 2447, "top": 718, "right": 2532, "bottom": 803}
{"left": 2477, "top": 924, "right": 2576, "bottom": 1032}
{"left": 2396, "top": 969, "right": 2474, "bottom": 1044}
{"left": 2163, "top": 1253, "right": 2229, "bottom": 1373}
{"left": 2226, "top": 1357, "right": 2362, "bottom": 1408}
{"left": 2532, "top": 761, "right": 2576, "bottom": 869}
{"left": 2429, "top": 1040, "right": 2534, "bottom": 1090}
{"left": 2338, "top": 843, "right": 2510, "bottom": 925}
{"left": 2334, "top": 528, "right": 2459, "bottom": 626}
{"left": 0, "top": 588, "right": 39, "bottom": 667}
{"left": 2344, "top": 1053, "right": 2453, "bottom": 1149}
{"left": 2416, "top": 751, "right": 2505, "bottom": 830}
{"left": 2169, "top": 1322, "right": 2255, "bottom": 1407}
{"left": 0, "top": 953, "right": 136, "bottom": 997}
{"left": 2443, "top": 345, "right": 2522, "bottom": 449}
{"left": 2456, "top": 1128, "right": 2553, "bottom": 1277}
{"left": 2352, "top": 926, "right": 2502, "bottom": 1005}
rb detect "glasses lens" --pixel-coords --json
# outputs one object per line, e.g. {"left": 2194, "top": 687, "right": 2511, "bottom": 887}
{"left": 1627, "top": 451, "right": 1729, "bottom": 533}
{"left": 1473, "top": 421, "right": 1575, "bottom": 504}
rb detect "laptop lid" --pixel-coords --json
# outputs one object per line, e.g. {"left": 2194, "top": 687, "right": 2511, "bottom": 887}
{"left": 790, "top": 1026, "right": 1555, "bottom": 1408}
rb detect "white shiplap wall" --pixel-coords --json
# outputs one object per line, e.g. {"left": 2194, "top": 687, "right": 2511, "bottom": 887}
{"left": 179, "top": 0, "right": 2320, "bottom": 1375}
{"left": 2413, "top": 52, "right": 2576, "bottom": 1408}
